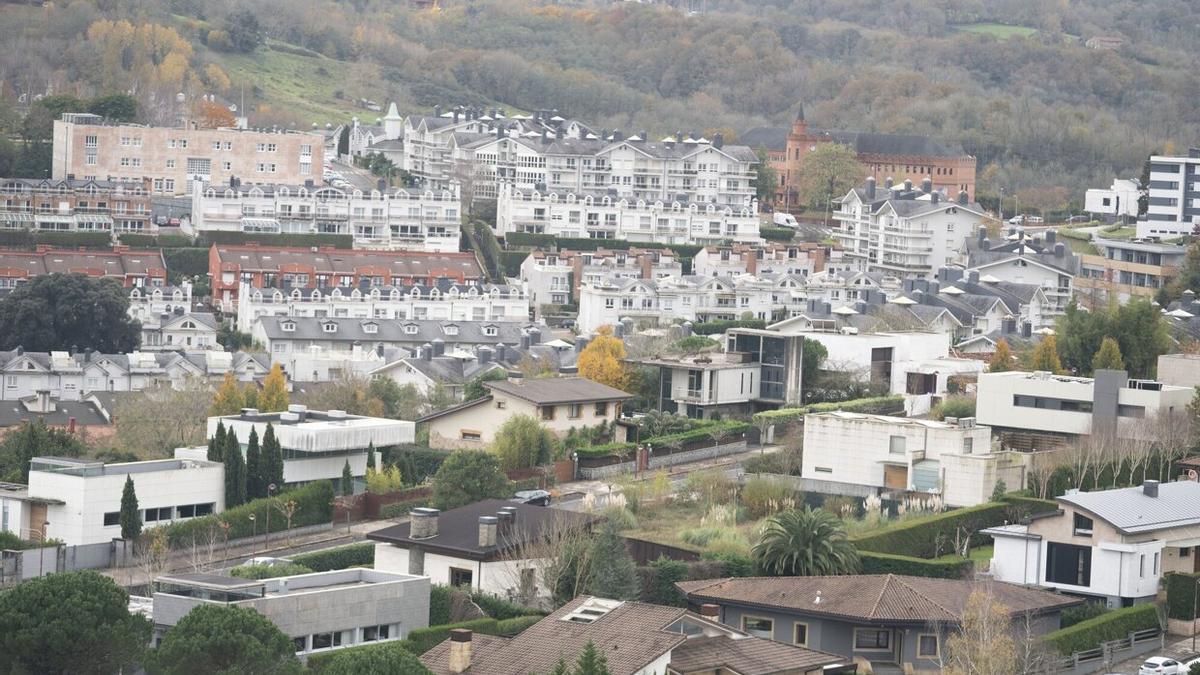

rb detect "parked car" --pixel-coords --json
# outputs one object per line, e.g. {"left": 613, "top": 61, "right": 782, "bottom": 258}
{"left": 1140, "top": 657, "right": 1185, "bottom": 675}
{"left": 1064, "top": 215, "right": 1091, "bottom": 223}
{"left": 1026, "top": 215, "right": 1045, "bottom": 224}
{"left": 242, "top": 556, "right": 293, "bottom": 567}
{"left": 1007, "top": 215, "right": 1025, "bottom": 225}
{"left": 511, "top": 490, "right": 551, "bottom": 506}
{"left": 772, "top": 212, "right": 799, "bottom": 228}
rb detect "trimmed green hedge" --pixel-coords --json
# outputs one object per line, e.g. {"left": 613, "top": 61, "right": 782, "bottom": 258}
{"left": 228, "top": 562, "right": 314, "bottom": 579}
{"left": 752, "top": 395, "right": 905, "bottom": 425}
{"left": 195, "top": 231, "right": 354, "bottom": 249}
{"left": 692, "top": 319, "right": 767, "bottom": 335}
{"left": 429, "top": 585, "right": 454, "bottom": 625}
{"left": 1043, "top": 603, "right": 1159, "bottom": 655}
{"left": 471, "top": 591, "right": 544, "bottom": 620}
{"left": 390, "top": 446, "right": 450, "bottom": 486}
{"left": 406, "top": 617, "right": 502, "bottom": 654}
{"left": 162, "top": 247, "right": 210, "bottom": 280}
{"left": 852, "top": 499, "right": 1057, "bottom": 559}
{"left": 496, "top": 615, "right": 542, "bottom": 635}
{"left": 290, "top": 543, "right": 374, "bottom": 572}
{"left": 157, "top": 480, "right": 334, "bottom": 547}
{"left": 759, "top": 226, "right": 796, "bottom": 242}
{"left": 1166, "top": 572, "right": 1200, "bottom": 619}
{"left": 575, "top": 420, "right": 749, "bottom": 459}
{"left": 859, "top": 551, "right": 973, "bottom": 579}
{"left": 379, "top": 497, "right": 431, "bottom": 520}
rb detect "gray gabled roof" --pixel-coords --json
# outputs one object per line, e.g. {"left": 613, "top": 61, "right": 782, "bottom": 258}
{"left": 485, "top": 377, "right": 631, "bottom": 404}
{"left": 258, "top": 316, "right": 542, "bottom": 345}
{"left": 1059, "top": 481, "right": 1200, "bottom": 534}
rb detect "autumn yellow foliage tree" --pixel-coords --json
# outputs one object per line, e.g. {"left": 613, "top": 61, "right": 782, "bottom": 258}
{"left": 987, "top": 339, "right": 1015, "bottom": 372}
{"left": 195, "top": 100, "right": 236, "bottom": 129}
{"left": 1028, "top": 335, "right": 1065, "bottom": 374}
{"left": 85, "top": 20, "right": 195, "bottom": 93}
{"left": 211, "top": 372, "right": 245, "bottom": 416}
{"left": 258, "top": 364, "right": 290, "bottom": 412}
{"left": 578, "top": 328, "right": 630, "bottom": 391}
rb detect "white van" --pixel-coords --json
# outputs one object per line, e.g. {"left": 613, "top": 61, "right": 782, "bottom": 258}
{"left": 773, "top": 212, "right": 799, "bottom": 228}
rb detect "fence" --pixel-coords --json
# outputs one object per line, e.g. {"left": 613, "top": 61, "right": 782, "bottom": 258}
{"left": 624, "top": 537, "right": 700, "bottom": 565}
{"left": 579, "top": 441, "right": 747, "bottom": 480}
{"left": 1054, "top": 628, "right": 1162, "bottom": 675}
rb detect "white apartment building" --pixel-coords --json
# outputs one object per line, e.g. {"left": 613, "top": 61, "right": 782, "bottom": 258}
{"left": 52, "top": 113, "right": 324, "bottom": 195}
{"left": 209, "top": 406, "right": 414, "bottom": 487}
{"left": 692, "top": 243, "right": 831, "bottom": 279}
{"left": 1137, "top": 149, "right": 1200, "bottom": 238}
{"left": 630, "top": 351, "right": 763, "bottom": 420}
{"left": 577, "top": 274, "right": 805, "bottom": 333}
{"left": 975, "top": 370, "right": 1193, "bottom": 439}
{"left": 234, "top": 281, "right": 530, "bottom": 333}
{"left": 1085, "top": 178, "right": 1141, "bottom": 220}
{"left": 497, "top": 186, "right": 760, "bottom": 246}
{"left": 139, "top": 311, "right": 220, "bottom": 352}
{"left": 127, "top": 284, "right": 194, "bottom": 324}
{"left": 834, "top": 179, "right": 985, "bottom": 279}
{"left": 190, "top": 182, "right": 462, "bottom": 252}
{"left": 518, "top": 248, "right": 682, "bottom": 311}
{"left": 0, "top": 456, "right": 224, "bottom": 546}
{"left": 801, "top": 412, "right": 1027, "bottom": 507}
{"left": 402, "top": 110, "right": 492, "bottom": 190}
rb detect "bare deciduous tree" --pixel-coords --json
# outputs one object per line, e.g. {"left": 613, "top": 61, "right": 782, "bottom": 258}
{"left": 939, "top": 589, "right": 1019, "bottom": 675}
{"left": 497, "top": 510, "right": 595, "bottom": 609}
{"left": 113, "top": 378, "right": 212, "bottom": 458}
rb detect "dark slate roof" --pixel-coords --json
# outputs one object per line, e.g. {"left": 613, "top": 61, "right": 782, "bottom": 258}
{"left": 367, "top": 499, "right": 595, "bottom": 561}
{"left": 484, "top": 377, "right": 632, "bottom": 404}
{"left": 0, "top": 398, "right": 111, "bottom": 428}
{"left": 679, "top": 575, "right": 1082, "bottom": 624}
{"left": 739, "top": 127, "right": 789, "bottom": 151}
{"left": 257, "top": 316, "right": 542, "bottom": 345}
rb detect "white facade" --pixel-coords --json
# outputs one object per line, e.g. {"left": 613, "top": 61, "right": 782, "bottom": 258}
{"left": 692, "top": 244, "right": 829, "bottom": 279}
{"left": 965, "top": 255, "right": 1074, "bottom": 317}
{"left": 374, "top": 545, "right": 551, "bottom": 601}
{"left": 1137, "top": 151, "right": 1200, "bottom": 239}
{"left": 209, "top": 407, "right": 415, "bottom": 486}
{"left": 976, "top": 370, "right": 1192, "bottom": 438}
{"left": 800, "top": 412, "right": 1025, "bottom": 506}
{"left": 11, "top": 457, "right": 225, "bottom": 546}
{"left": 190, "top": 183, "right": 462, "bottom": 252}
{"left": 235, "top": 282, "right": 530, "bottom": 333}
{"left": 519, "top": 249, "right": 682, "bottom": 311}
{"left": 127, "top": 285, "right": 194, "bottom": 324}
{"left": 139, "top": 312, "right": 219, "bottom": 352}
{"left": 834, "top": 186, "right": 985, "bottom": 279}
{"left": 403, "top": 114, "right": 490, "bottom": 190}
{"left": 1084, "top": 178, "right": 1140, "bottom": 219}
{"left": 497, "top": 185, "right": 761, "bottom": 246}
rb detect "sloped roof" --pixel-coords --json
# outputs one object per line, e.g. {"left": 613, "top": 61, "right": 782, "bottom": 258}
{"left": 669, "top": 635, "right": 844, "bottom": 674}
{"left": 1059, "top": 481, "right": 1200, "bottom": 534}
{"left": 484, "top": 377, "right": 631, "bottom": 404}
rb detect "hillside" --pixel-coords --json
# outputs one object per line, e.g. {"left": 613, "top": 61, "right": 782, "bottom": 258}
{"left": 2, "top": 0, "right": 1199, "bottom": 206}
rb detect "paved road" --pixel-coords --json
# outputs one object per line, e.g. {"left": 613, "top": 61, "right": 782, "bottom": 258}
{"left": 1108, "top": 635, "right": 1198, "bottom": 674}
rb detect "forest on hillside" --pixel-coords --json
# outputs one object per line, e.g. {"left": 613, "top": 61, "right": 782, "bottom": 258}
{"left": 1, "top": 0, "right": 1198, "bottom": 205}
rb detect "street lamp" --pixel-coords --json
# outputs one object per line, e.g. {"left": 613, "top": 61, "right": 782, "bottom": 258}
{"left": 571, "top": 452, "right": 579, "bottom": 481}
{"left": 249, "top": 514, "right": 257, "bottom": 553}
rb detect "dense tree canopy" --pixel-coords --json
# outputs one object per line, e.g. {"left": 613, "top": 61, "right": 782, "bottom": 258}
{"left": 431, "top": 449, "right": 511, "bottom": 510}
{"left": 492, "top": 414, "right": 556, "bottom": 471}
{"left": 0, "top": 418, "right": 86, "bottom": 482}
{"left": 150, "top": 604, "right": 301, "bottom": 675}
{"left": 0, "top": 571, "right": 152, "bottom": 675}
{"left": 1056, "top": 300, "right": 1169, "bottom": 378}
{"left": 0, "top": 274, "right": 140, "bottom": 352}
{"left": 578, "top": 331, "right": 630, "bottom": 391}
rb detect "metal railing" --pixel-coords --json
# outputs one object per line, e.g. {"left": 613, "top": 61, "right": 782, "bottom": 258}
{"left": 1053, "top": 628, "right": 1162, "bottom": 674}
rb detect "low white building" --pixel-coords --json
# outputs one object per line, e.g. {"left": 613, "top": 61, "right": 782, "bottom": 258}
{"left": 692, "top": 243, "right": 833, "bottom": 279}
{"left": 0, "top": 456, "right": 224, "bottom": 546}
{"left": 496, "top": 185, "right": 761, "bottom": 246}
{"left": 975, "top": 370, "right": 1193, "bottom": 440}
{"left": 629, "top": 351, "right": 763, "bottom": 420}
{"left": 139, "top": 311, "right": 220, "bottom": 352}
{"left": 235, "top": 281, "right": 530, "bottom": 333}
{"left": 985, "top": 480, "right": 1200, "bottom": 607}
{"left": 519, "top": 248, "right": 682, "bottom": 312}
{"left": 127, "top": 284, "right": 194, "bottom": 324}
{"left": 190, "top": 182, "right": 462, "bottom": 252}
{"left": 208, "top": 406, "right": 414, "bottom": 487}
{"left": 370, "top": 500, "right": 596, "bottom": 601}
{"left": 1084, "top": 178, "right": 1140, "bottom": 220}
{"left": 801, "top": 412, "right": 1027, "bottom": 507}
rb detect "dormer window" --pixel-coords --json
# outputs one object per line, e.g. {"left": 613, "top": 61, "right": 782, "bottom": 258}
{"left": 363, "top": 323, "right": 378, "bottom": 334}
{"left": 483, "top": 325, "right": 498, "bottom": 337}
{"left": 322, "top": 322, "right": 337, "bottom": 333}
{"left": 182, "top": 321, "right": 195, "bottom": 329}
{"left": 404, "top": 324, "right": 418, "bottom": 335}
{"left": 281, "top": 321, "right": 296, "bottom": 332}
{"left": 443, "top": 325, "right": 459, "bottom": 336}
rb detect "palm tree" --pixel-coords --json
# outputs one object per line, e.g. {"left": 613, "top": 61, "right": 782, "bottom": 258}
{"left": 752, "top": 506, "right": 860, "bottom": 576}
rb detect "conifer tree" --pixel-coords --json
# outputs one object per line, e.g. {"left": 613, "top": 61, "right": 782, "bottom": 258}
{"left": 367, "top": 441, "right": 377, "bottom": 472}
{"left": 341, "top": 459, "right": 354, "bottom": 497}
{"left": 208, "top": 421, "right": 226, "bottom": 462}
{"left": 262, "top": 423, "right": 284, "bottom": 491}
{"left": 584, "top": 521, "right": 639, "bottom": 600}
{"left": 572, "top": 642, "right": 611, "bottom": 675}
{"left": 245, "top": 427, "right": 263, "bottom": 499}
{"left": 1029, "top": 335, "right": 1065, "bottom": 374}
{"left": 987, "top": 339, "right": 1015, "bottom": 373}
{"left": 224, "top": 430, "right": 247, "bottom": 507}
{"left": 211, "top": 372, "right": 245, "bottom": 416}
{"left": 119, "top": 475, "right": 141, "bottom": 540}
{"left": 1092, "top": 336, "right": 1125, "bottom": 372}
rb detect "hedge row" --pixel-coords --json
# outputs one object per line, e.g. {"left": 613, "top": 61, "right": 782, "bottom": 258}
{"left": 195, "top": 231, "right": 354, "bottom": 248}
{"left": 390, "top": 446, "right": 451, "bottom": 486}
{"left": 0, "top": 230, "right": 114, "bottom": 248}
{"left": 290, "top": 542, "right": 374, "bottom": 572}
{"left": 471, "top": 591, "right": 545, "bottom": 620}
{"left": 304, "top": 640, "right": 420, "bottom": 672}
{"left": 161, "top": 247, "right": 210, "bottom": 280}
{"left": 751, "top": 395, "right": 905, "bottom": 425}
{"left": 859, "top": 551, "right": 974, "bottom": 579}
{"left": 156, "top": 480, "right": 334, "bottom": 547}
{"left": 852, "top": 497, "right": 1057, "bottom": 559}
{"left": 759, "top": 226, "right": 796, "bottom": 242}
{"left": 406, "top": 617, "right": 503, "bottom": 654}
{"left": 691, "top": 319, "right": 767, "bottom": 335}
{"left": 1042, "top": 603, "right": 1160, "bottom": 655}
{"left": 575, "top": 420, "right": 749, "bottom": 459}
{"left": 1165, "top": 572, "right": 1200, "bottom": 619}
{"left": 379, "top": 497, "right": 431, "bottom": 520}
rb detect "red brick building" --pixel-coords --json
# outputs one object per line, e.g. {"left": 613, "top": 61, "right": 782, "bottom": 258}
{"left": 209, "top": 244, "right": 486, "bottom": 308}
{"left": 742, "top": 107, "right": 977, "bottom": 212}
{"left": 0, "top": 245, "right": 167, "bottom": 289}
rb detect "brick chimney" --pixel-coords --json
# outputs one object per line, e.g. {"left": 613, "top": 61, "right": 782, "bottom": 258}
{"left": 744, "top": 248, "right": 757, "bottom": 276}
{"left": 699, "top": 603, "right": 720, "bottom": 619}
{"left": 448, "top": 629, "right": 473, "bottom": 674}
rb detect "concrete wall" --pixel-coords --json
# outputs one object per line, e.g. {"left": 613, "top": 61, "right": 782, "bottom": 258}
{"left": 1157, "top": 354, "right": 1200, "bottom": 389}
{"left": 373, "top": 543, "right": 551, "bottom": 600}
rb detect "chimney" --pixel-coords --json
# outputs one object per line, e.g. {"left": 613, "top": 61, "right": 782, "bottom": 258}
{"left": 1021, "top": 321, "right": 1032, "bottom": 338}
{"left": 478, "top": 516, "right": 498, "bottom": 548}
{"left": 921, "top": 177, "right": 932, "bottom": 193}
{"left": 958, "top": 190, "right": 968, "bottom": 205}
{"left": 478, "top": 346, "right": 492, "bottom": 364}
{"left": 448, "top": 629, "right": 473, "bottom": 674}
{"left": 1046, "top": 230, "right": 1056, "bottom": 244}
{"left": 885, "top": 176, "right": 894, "bottom": 189}
{"left": 712, "top": 132, "right": 724, "bottom": 149}
{"left": 864, "top": 176, "right": 876, "bottom": 200}
{"left": 1054, "top": 242, "right": 1066, "bottom": 258}
{"left": 1143, "top": 480, "right": 1160, "bottom": 498}
{"left": 499, "top": 505, "right": 518, "bottom": 526}
{"left": 699, "top": 604, "right": 720, "bottom": 619}
{"left": 1002, "top": 317, "right": 1016, "bottom": 334}
{"left": 410, "top": 507, "right": 440, "bottom": 539}
{"left": 431, "top": 338, "right": 445, "bottom": 357}
{"left": 903, "top": 179, "right": 913, "bottom": 191}
{"left": 520, "top": 334, "right": 531, "bottom": 350}
{"left": 968, "top": 270, "right": 979, "bottom": 284}
{"left": 931, "top": 192, "right": 940, "bottom": 205}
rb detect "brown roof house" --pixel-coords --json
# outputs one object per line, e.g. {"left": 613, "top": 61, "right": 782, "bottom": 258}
{"left": 420, "top": 596, "right": 852, "bottom": 675}
{"left": 678, "top": 575, "right": 1082, "bottom": 674}
{"left": 419, "top": 377, "right": 631, "bottom": 450}
{"left": 367, "top": 499, "right": 597, "bottom": 604}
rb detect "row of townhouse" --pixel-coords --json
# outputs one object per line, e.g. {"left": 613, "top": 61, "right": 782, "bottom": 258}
{"left": 188, "top": 182, "right": 462, "bottom": 252}
{"left": 496, "top": 185, "right": 760, "bottom": 245}
{"left": 234, "top": 280, "right": 530, "bottom": 332}
{"left": 0, "top": 245, "right": 167, "bottom": 289}
{"left": 0, "top": 178, "right": 154, "bottom": 235}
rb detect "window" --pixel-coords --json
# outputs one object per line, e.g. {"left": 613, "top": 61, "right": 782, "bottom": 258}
{"left": 496, "top": 400, "right": 506, "bottom": 410}
{"left": 541, "top": 406, "right": 556, "bottom": 421}
{"left": 103, "top": 512, "right": 120, "bottom": 527}
{"left": 450, "top": 567, "right": 473, "bottom": 588}
{"left": 1183, "top": 547, "right": 1192, "bottom": 558}
{"left": 889, "top": 435, "right": 906, "bottom": 455}
{"left": 917, "top": 634, "right": 940, "bottom": 658}
{"left": 1073, "top": 513, "right": 1094, "bottom": 537}
{"left": 741, "top": 616, "right": 773, "bottom": 639}
{"left": 362, "top": 625, "right": 390, "bottom": 642}
{"left": 293, "top": 637, "right": 307, "bottom": 653}
{"left": 568, "top": 403, "right": 582, "bottom": 419}
{"left": 594, "top": 402, "right": 608, "bottom": 416}
{"left": 793, "top": 622, "right": 808, "bottom": 646}
{"left": 1046, "top": 542, "right": 1092, "bottom": 587}
{"left": 461, "top": 431, "right": 481, "bottom": 441}
{"left": 1140, "top": 554, "right": 1146, "bottom": 578}
{"left": 962, "top": 437, "right": 973, "bottom": 454}
{"left": 853, "top": 628, "right": 891, "bottom": 651}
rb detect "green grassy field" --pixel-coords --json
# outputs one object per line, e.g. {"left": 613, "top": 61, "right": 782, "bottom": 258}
{"left": 215, "top": 41, "right": 362, "bottom": 124}
{"left": 955, "top": 23, "right": 1039, "bottom": 39}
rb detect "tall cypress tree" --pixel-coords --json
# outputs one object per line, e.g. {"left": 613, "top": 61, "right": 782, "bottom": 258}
{"left": 224, "top": 430, "right": 247, "bottom": 507}
{"left": 209, "top": 421, "right": 226, "bottom": 463}
{"left": 119, "top": 475, "right": 141, "bottom": 540}
{"left": 245, "top": 427, "right": 263, "bottom": 499}
{"left": 341, "top": 459, "right": 354, "bottom": 497}
{"left": 366, "top": 441, "right": 377, "bottom": 472}
{"left": 262, "top": 423, "right": 284, "bottom": 491}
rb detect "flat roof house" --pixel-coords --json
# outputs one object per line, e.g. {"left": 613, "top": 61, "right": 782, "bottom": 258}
{"left": 369, "top": 499, "right": 596, "bottom": 602}
{"left": 420, "top": 595, "right": 850, "bottom": 675}
{"left": 208, "top": 405, "right": 414, "bottom": 488}
{"left": 678, "top": 575, "right": 1080, "bottom": 674}
{"left": 150, "top": 568, "right": 429, "bottom": 658}
{"left": 420, "top": 377, "right": 631, "bottom": 450}
{"left": 985, "top": 479, "right": 1200, "bottom": 607}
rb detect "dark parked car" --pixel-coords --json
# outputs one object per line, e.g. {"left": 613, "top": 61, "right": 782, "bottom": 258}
{"left": 510, "top": 490, "right": 551, "bottom": 506}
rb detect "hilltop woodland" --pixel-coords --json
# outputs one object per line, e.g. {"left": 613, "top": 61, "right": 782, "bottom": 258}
{"left": 0, "top": 0, "right": 1198, "bottom": 206}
